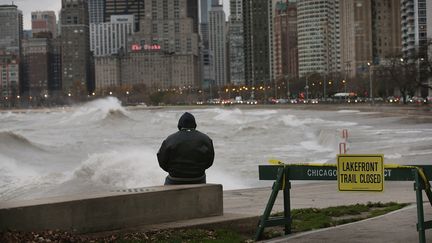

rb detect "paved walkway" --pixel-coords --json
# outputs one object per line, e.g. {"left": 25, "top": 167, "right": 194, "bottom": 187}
{"left": 138, "top": 181, "right": 432, "bottom": 242}
{"left": 265, "top": 204, "right": 432, "bottom": 243}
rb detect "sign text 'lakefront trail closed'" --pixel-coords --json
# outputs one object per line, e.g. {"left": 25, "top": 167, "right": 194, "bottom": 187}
{"left": 337, "top": 154, "right": 384, "bottom": 191}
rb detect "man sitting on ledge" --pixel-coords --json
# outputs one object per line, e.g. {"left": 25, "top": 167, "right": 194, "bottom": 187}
{"left": 157, "top": 112, "right": 215, "bottom": 185}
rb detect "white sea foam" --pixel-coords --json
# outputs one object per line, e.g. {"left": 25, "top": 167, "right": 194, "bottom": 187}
{"left": 72, "top": 148, "right": 166, "bottom": 189}
{"left": 63, "top": 97, "right": 129, "bottom": 124}
{"left": 385, "top": 153, "right": 402, "bottom": 159}
{"left": 280, "top": 115, "right": 357, "bottom": 127}
{"left": 337, "top": 110, "right": 360, "bottom": 113}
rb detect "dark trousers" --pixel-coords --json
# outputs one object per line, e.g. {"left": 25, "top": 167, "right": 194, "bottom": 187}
{"left": 164, "top": 174, "right": 206, "bottom": 185}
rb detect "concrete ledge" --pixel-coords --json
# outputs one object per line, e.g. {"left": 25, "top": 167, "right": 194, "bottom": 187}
{"left": 0, "top": 184, "right": 223, "bottom": 233}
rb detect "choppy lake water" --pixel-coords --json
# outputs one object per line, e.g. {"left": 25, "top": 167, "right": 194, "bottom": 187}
{"left": 1, "top": 97, "right": 431, "bottom": 201}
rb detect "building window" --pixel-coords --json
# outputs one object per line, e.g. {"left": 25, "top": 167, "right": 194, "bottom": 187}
{"left": 163, "top": 0, "right": 168, "bottom": 19}
{"left": 175, "top": 39, "right": 180, "bottom": 51}
{"left": 186, "top": 38, "right": 192, "bottom": 52}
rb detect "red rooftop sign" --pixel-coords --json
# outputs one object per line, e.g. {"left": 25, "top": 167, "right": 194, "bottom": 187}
{"left": 131, "top": 44, "right": 161, "bottom": 51}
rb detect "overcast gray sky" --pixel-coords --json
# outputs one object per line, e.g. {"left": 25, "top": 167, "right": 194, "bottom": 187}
{"left": 0, "top": 0, "right": 230, "bottom": 30}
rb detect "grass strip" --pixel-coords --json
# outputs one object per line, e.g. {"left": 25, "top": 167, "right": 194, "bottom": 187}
{"left": 266, "top": 201, "right": 408, "bottom": 238}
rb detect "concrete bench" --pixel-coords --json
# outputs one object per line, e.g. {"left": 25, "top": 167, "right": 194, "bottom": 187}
{"left": 0, "top": 184, "right": 223, "bottom": 233}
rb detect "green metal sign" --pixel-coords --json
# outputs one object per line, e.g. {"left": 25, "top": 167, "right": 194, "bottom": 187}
{"left": 256, "top": 164, "right": 432, "bottom": 243}
{"left": 258, "top": 164, "right": 432, "bottom": 181}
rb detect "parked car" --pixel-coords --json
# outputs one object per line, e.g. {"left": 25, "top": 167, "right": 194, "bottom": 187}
{"left": 386, "top": 96, "right": 400, "bottom": 103}
{"left": 411, "top": 96, "right": 425, "bottom": 104}
{"left": 309, "top": 98, "right": 319, "bottom": 104}
{"left": 245, "top": 99, "right": 258, "bottom": 105}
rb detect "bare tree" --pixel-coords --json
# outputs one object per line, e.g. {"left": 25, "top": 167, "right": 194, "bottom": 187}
{"left": 376, "top": 55, "right": 417, "bottom": 104}
{"left": 418, "top": 39, "right": 432, "bottom": 91}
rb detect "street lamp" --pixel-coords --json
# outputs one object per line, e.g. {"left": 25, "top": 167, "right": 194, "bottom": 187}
{"left": 323, "top": 73, "right": 327, "bottom": 100}
{"left": 367, "top": 62, "right": 373, "bottom": 104}
{"left": 417, "top": 58, "right": 424, "bottom": 96}
{"left": 305, "top": 75, "right": 310, "bottom": 103}
{"left": 285, "top": 75, "right": 290, "bottom": 98}
{"left": 342, "top": 80, "right": 347, "bottom": 93}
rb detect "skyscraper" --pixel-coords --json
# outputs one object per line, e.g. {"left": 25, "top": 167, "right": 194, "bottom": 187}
{"left": 227, "top": 0, "right": 245, "bottom": 85}
{"left": 200, "top": 0, "right": 210, "bottom": 48}
{"left": 275, "top": 1, "right": 285, "bottom": 78}
{"left": 31, "top": 11, "right": 57, "bottom": 37}
{"left": 0, "top": 51, "right": 20, "bottom": 99}
{"left": 105, "top": 0, "right": 145, "bottom": 31}
{"left": 286, "top": 1, "right": 298, "bottom": 80}
{"left": 401, "top": 0, "right": 431, "bottom": 97}
{"left": 50, "top": 38, "right": 63, "bottom": 94}
{"left": 340, "top": 0, "right": 372, "bottom": 78}
{"left": 372, "top": 0, "right": 401, "bottom": 61}
{"left": 209, "top": 3, "right": 227, "bottom": 86}
{"left": 401, "top": 0, "right": 429, "bottom": 58}
{"left": 297, "top": 0, "right": 341, "bottom": 77}
{"left": 22, "top": 38, "right": 51, "bottom": 98}
{"left": 243, "top": 0, "right": 274, "bottom": 89}
{"left": 0, "top": 4, "right": 23, "bottom": 99}
{"left": 0, "top": 5, "right": 23, "bottom": 55}
{"left": 200, "top": 0, "right": 214, "bottom": 87}
{"left": 61, "top": 0, "right": 92, "bottom": 95}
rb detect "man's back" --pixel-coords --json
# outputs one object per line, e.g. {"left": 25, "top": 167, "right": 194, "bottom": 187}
{"left": 157, "top": 112, "right": 214, "bottom": 184}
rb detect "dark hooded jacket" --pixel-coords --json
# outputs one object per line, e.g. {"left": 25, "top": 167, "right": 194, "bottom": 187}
{"left": 157, "top": 112, "right": 215, "bottom": 178}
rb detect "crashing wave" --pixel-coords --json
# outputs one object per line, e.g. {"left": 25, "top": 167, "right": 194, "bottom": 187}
{"left": 0, "top": 131, "right": 45, "bottom": 151}
{"left": 66, "top": 97, "right": 131, "bottom": 123}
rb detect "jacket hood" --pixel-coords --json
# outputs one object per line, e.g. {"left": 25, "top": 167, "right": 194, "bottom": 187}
{"left": 178, "top": 112, "right": 197, "bottom": 130}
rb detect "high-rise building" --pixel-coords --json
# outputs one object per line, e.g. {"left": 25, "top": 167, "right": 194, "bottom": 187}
{"left": 227, "top": 0, "right": 245, "bottom": 85}
{"left": 209, "top": 4, "right": 227, "bottom": 86}
{"left": 275, "top": 1, "right": 286, "bottom": 79}
{"left": 120, "top": 0, "right": 200, "bottom": 90}
{"left": 200, "top": 0, "right": 215, "bottom": 87}
{"left": 401, "top": 0, "right": 429, "bottom": 58}
{"left": 0, "top": 4, "right": 23, "bottom": 99}
{"left": 243, "top": 0, "right": 274, "bottom": 88}
{"left": 372, "top": 0, "right": 401, "bottom": 61}
{"left": 61, "top": 0, "right": 92, "bottom": 95}
{"left": 22, "top": 38, "right": 51, "bottom": 98}
{"left": 401, "top": 0, "right": 431, "bottom": 96}
{"left": 50, "top": 38, "right": 62, "bottom": 93}
{"left": 200, "top": 0, "right": 211, "bottom": 49}
{"left": 105, "top": 0, "right": 145, "bottom": 31}
{"left": 31, "top": 11, "right": 57, "bottom": 37}
{"left": 297, "top": 0, "right": 341, "bottom": 77}
{"left": 90, "top": 15, "right": 134, "bottom": 56}
{"left": 88, "top": 0, "right": 105, "bottom": 24}
{"left": 286, "top": 1, "right": 298, "bottom": 80}
{"left": 0, "top": 5, "right": 23, "bottom": 55}
{"left": 340, "top": 0, "right": 372, "bottom": 78}
{"left": 0, "top": 51, "right": 20, "bottom": 99}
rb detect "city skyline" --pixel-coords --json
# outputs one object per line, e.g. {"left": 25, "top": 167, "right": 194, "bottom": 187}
{"left": 0, "top": 0, "right": 231, "bottom": 29}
